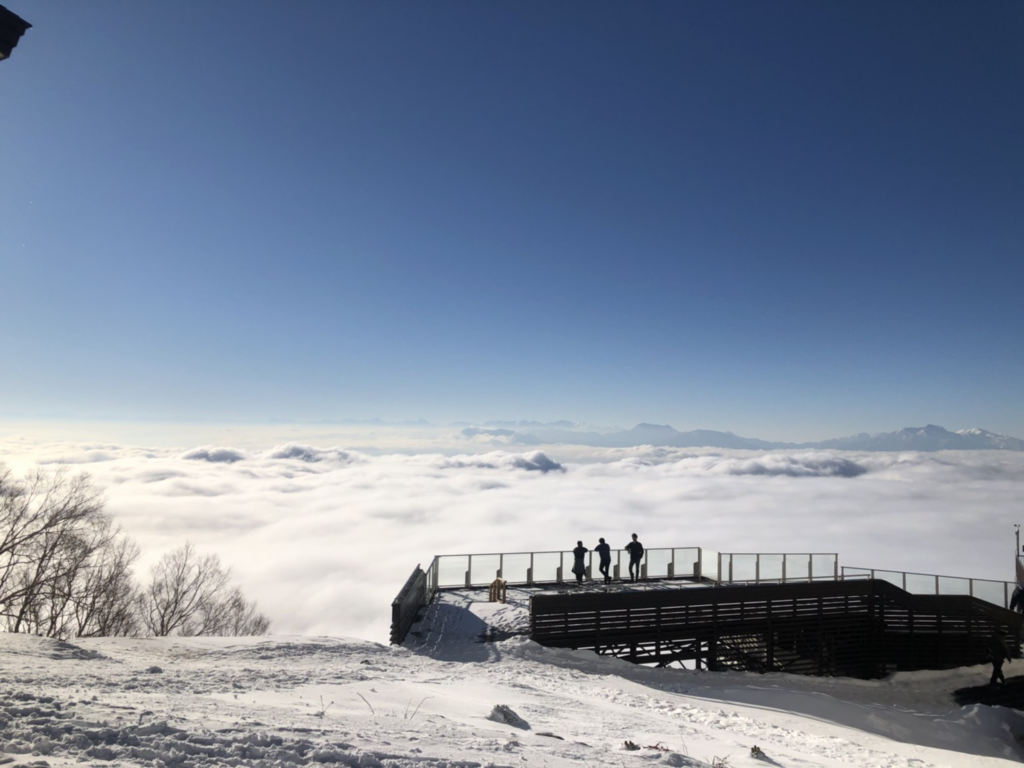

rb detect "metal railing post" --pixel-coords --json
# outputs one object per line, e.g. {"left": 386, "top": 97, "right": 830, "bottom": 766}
{"left": 755, "top": 554, "right": 760, "bottom": 583}
{"left": 498, "top": 553, "right": 503, "bottom": 579}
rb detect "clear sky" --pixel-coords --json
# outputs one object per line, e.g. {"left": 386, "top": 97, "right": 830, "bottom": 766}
{"left": 1, "top": 1, "right": 1021, "bottom": 442}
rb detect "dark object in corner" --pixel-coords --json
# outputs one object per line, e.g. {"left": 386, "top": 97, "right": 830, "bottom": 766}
{"left": 0, "top": 4, "right": 31, "bottom": 62}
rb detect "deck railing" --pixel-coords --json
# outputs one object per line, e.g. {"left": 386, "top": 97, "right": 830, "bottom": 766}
{"left": 390, "top": 563, "right": 428, "bottom": 645}
{"left": 423, "top": 547, "right": 839, "bottom": 595}
{"left": 842, "top": 566, "right": 1017, "bottom": 611}
{"left": 392, "top": 546, "right": 1019, "bottom": 645}
{"left": 718, "top": 552, "right": 838, "bottom": 584}
{"left": 426, "top": 546, "right": 704, "bottom": 591}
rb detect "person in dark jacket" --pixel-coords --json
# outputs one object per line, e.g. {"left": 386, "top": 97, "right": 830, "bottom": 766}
{"left": 625, "top": 533, "right": 644, "bottom": 582}
{"left": 989, "top": 631, "right": 1012, "bottom": 686}
{"left": 595, "top": 538, "right": 612, "bottom": 584}
{"left": 571, "top": 541, "right": 588, "bottom": 585}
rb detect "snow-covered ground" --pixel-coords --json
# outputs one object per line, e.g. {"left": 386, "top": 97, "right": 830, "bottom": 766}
{"left": 3, "top": 589, "right": 1022, "bottom": 767}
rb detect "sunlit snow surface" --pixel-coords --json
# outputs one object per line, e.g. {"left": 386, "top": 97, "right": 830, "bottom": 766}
{"left": 2, "top": 593, "right": 1023, "bottom": 767}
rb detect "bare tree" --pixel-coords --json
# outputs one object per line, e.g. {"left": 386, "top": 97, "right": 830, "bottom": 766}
{"left": 195, "top": 586, "right": 271, "bottom": 636}
{"left": 140, "top": 542, "right": 269, "bottom": 637}
{"left": 2, "top": 466, "right": 269, "bottom": 639}
{"left": 0, "top": 465, "right": 111, "bottom": 635}
{"left": 72, "top": 534, "right": 141, "bottom": 637}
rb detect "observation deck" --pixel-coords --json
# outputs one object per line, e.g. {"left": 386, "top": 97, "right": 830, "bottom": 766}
{"left": 391, "top": 545, "right": 1021, "bottom": 680}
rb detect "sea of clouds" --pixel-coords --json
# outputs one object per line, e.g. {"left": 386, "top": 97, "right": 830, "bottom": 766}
{"left": 2, "top": 427, "right": 1022, "bottom": 644}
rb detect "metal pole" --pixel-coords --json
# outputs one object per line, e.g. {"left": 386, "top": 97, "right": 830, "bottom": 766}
{"left": 1016, "top": 524, "right": 1021, "bottom": 585}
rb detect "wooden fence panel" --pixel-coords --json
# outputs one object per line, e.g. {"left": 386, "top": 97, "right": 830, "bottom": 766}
{"left": 530, "top": 579, "right": 1023, "bottom": 678}
{"left": 390, "top": 565, "right": 427, "bottom": 645}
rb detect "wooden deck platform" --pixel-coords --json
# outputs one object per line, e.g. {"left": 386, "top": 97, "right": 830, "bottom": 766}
{"left": 530, "top": 578, "right": 1023, "bottom": 679}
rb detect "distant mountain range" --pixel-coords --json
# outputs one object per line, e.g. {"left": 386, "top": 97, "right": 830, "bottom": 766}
{"left": 462, "top": 423, "right": 1024, "bottom": 452}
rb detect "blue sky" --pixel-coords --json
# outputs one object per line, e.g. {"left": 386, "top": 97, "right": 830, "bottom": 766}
{"left": 1, "top": 1, "right": 1021, "bottom": 441}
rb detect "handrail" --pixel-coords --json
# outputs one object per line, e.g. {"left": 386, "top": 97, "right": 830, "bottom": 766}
{"left": 423, "top": 548, "right": 838, "bottom": 558}
{"left": 841, "top": 565, "right": 1016, "bottom": 610}
{"left": 843, "top": 565, "right": 1013, "bottom": 583}
{"left": 715, "top": 552, "right": 840, "bottom": 556}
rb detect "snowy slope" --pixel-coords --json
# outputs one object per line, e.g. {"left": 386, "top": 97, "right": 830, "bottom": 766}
{"left": 2, "top": 595, "right": 1023, "bottom": 768}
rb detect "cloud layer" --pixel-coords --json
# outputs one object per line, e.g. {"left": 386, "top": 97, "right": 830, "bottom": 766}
{"left": 2, "top": 434, "right": 1022, "bottom": 644}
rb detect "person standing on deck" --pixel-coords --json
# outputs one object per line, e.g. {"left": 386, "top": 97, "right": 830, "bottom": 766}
{"left": 571, "top": 541, "right": 589, "bottom": 585}
{"left": 625, "top": 533, "right": 644, "bottom": 582}
{"left": 595, "top": 538, "right": 612, "bottom": 584}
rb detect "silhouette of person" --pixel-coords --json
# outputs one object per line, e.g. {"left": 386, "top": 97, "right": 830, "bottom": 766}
{"left": 625, "top": 533, "right": 644, "bottom": 582}
{"left": 595, "top": 538, "right": 612, "bottom": 584}
{"left": 1011, "top": 585, "right": 1023, "bottom": 613}
{"left": 571, "top": 541, "right": 588, "bottom": 585}
{"left": 989, "top": 631, "right": 1012, "bottom": 686}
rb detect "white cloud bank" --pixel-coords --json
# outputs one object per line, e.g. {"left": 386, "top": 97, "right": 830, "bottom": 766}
{"left": 2, "top": 434, "right": 1022, "bottom": 644}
